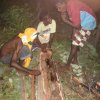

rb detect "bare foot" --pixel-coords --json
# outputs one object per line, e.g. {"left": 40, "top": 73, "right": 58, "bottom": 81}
{"left": 72, "top": 60, "right": 78, "bottom": 65}
{"left": 65, "top": 64, "right": 72, "bottom": 71}
{"left": 58, "top": 63, "right": 73, "bottom": 74}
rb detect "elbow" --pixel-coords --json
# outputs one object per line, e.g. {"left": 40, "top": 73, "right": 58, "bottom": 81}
{"left": 73, "top": 21, "right": 80, "bottom": 29}
{"left": 10, "top": 61, "right": 16, "bottom": 67}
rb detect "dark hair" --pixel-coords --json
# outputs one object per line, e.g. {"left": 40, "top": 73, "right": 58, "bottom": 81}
{"left": 39, "top": 11, "right": 49, "bottom": 21}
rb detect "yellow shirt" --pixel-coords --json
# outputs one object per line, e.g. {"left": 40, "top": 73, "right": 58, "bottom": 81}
{"left": 18, "top": 28, "right": 38, "bottom": 49}
{"left": 18, "top": 27, "right": 38, "bottom": 67}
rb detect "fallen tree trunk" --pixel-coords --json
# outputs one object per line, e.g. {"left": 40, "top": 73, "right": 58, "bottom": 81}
{"left": 37, "top": 49, "right": 64, "bottom": 100}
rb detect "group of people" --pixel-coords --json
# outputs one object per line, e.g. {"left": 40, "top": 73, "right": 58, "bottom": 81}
{"left": 56, "top": 0, "right": 96, "bottom": 69}
{"left": 0, "top": 11, "right": 56, "bottom": 77}
{"left": 0, "top": 0, "right": 97, "bottom": 77}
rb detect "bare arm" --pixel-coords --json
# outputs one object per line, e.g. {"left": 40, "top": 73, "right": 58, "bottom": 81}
{"left": 10, "top": 42, "right": 40, "bottom": 75}
{"left": 48, "top": 33, "right": 55, "bottom": 48}
{"left": 61, "top": 12, "right": 80, "bottom": 29}
{"left": 48, "top": 19, "right": 56, "bottom": 48}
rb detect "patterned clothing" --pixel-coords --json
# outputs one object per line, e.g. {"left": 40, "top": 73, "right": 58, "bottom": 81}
{"left": 66, "top": 0, "right": 96, "bottom": 47}
{"left": 0, "top": 46, "right": 31, "bottom": 64}
{"left": 72, "top": 29, "right": 91, "bottom": 47}
{"left": 18, "top": 28, "right": 38, "bottom": 49}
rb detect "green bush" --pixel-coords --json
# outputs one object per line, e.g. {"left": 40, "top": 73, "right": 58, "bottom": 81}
{"left": 0, "top": 5, "right": 36, "bottom": 43}
{"left": 1, "top": 5, "right": 34, "bottom": 34}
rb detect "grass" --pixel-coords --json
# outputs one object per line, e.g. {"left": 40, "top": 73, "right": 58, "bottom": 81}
{"left": 0, "top": 33, "right": 100, "bottom": 99}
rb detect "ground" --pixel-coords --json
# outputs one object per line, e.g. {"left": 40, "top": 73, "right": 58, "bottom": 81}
{"left": 0, "top": 38, "right": 100, "bottom": 100}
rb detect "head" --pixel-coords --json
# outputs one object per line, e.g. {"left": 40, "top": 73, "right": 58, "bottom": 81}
{"left": 39, "top": 11, "right": 52, "bottom": 26}
{"left": 55, "top": 0, "right": 67, "bottom": 13}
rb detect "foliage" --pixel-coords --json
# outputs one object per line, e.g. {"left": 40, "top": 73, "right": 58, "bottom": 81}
{"left": 0, "top": 39, "right": 100, "bottom": 99}
{"left": 0, "top": 2, "right": 99, "bottom": 99}
{"left": 0, "top": 4, "right": 38, "bottom": 45}
{"left": 0, "top": 5, "right": 34, "bottom": 35}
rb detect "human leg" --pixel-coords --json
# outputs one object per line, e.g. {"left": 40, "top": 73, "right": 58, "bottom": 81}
{"left": 72, "top": 46, "right": 80, "bottom": 64}
{"left": 66, "top": 44, "right": 79, "bottom": 68}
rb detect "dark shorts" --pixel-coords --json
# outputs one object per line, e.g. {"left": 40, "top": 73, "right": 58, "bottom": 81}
{"left": 18, "top": 46, "right": 31, "bottom": 60}
{"left": 0, "top": 54, "right": 12, "bottom": 64}
{"left": 0, "top": 46, "right": 32, "bottom": 64}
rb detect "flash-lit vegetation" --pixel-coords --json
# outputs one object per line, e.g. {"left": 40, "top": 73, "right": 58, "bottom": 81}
{"left": 0, "top": 0, "right": 100, "bottom": 100}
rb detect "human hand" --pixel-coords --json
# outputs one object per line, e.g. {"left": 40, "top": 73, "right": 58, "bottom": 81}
{"left": 41, "top": 44, "right": 47, "bottom": 52}
{"left": 29, "top": 69, "right": 41, "bottom": 76}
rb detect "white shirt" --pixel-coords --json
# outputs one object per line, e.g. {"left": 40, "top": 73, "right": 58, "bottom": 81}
{"left": 37, "top": 19, "right": 56, "bottom": 44}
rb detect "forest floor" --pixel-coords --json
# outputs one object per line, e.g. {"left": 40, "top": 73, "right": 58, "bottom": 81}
{"left": 0, "top": 36, "right": 100, "bottom": 100}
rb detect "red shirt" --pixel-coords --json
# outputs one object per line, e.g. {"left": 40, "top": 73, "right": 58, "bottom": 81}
{"left": 66, "top": 0, "right": 96, "bottom": 27}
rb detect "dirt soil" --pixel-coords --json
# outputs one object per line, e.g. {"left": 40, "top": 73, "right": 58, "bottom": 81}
{"left": 54, "top": 61, "right": 99, "bottom": 100}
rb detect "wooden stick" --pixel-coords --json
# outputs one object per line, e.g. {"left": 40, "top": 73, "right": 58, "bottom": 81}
{"left": 31, "top": 75, "right": 35, "bottom": 100}
{"left": 72, "top": 76, "right": 100, "bottom": 98}
{"left": 20, "top": 74, "right": 27, "bottom": 100}
{"left": 39, "top": 51, "right": 51, "bottom": 100}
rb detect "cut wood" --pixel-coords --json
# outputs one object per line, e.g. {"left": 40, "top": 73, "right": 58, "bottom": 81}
{"left": 31, "top": 75, "right": 35, "bottom": 100}
{"left": 37, "top": 50, "right": 64, "bottom": 100}
{"left": 20, "top": 74, "right": 27, "bottom": 100}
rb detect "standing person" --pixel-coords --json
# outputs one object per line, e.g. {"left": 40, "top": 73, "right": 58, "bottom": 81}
{"left": 95, "top": 24, "right": 100, "bottom": 47}
{"left": 56, "top": 0, "right": 96, "bottom": 70}
{"left": 37, "top": 11, "right": 56, "bottom": 50}
{"left": 0, "top": 27, "right": 41, "bottom": 76}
